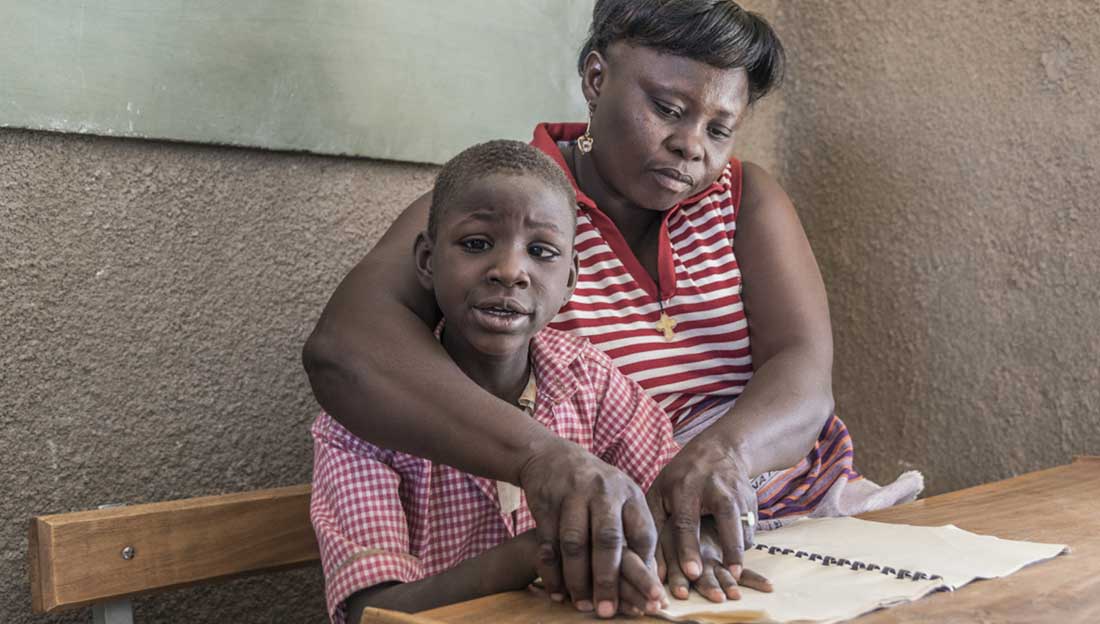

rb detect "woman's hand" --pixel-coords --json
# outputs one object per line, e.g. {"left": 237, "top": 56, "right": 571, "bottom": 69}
{"left": 666, "top": 516, "right": 773, "bottom": 602}
{"left": 648, "top": 434, "right": 758, "bottom": 584}
{"left": 520, "top": 438, "right": 665, "bottom": 618}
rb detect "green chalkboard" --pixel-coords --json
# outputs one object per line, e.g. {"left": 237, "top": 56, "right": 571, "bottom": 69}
{"left": 0, "top": 0, "right": 593, "bottom": 163}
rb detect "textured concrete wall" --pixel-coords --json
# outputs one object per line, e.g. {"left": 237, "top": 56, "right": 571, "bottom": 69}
{"left": 2, "top": 127, "right": 437, "bottom": 623}
{"left": 770, "top": 1, "right": 1100, "bottom": 494}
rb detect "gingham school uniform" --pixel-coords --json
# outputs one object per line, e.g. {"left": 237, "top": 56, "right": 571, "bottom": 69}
{"left": 310, "top": 327, "right": 677, "bottom": 622}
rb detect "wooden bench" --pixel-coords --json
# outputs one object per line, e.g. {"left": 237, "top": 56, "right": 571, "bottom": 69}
{"left": 28, "top": 484, "right": 442, "bottom": 623}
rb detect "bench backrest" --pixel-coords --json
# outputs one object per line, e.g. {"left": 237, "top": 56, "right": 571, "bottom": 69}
{"left": 28, "top": 484, "right": 318, "bottom": 613}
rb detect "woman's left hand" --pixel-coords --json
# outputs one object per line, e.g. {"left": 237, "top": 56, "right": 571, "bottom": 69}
{"left": 647, "top": 435, "right": 758, "bottom": 584}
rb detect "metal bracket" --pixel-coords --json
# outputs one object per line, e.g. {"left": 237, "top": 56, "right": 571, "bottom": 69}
{"left": 92, "top": 599, "right": 134, "bottom": 624}
{"left": 92, "top": 503, "right": 134, "bottom": 624}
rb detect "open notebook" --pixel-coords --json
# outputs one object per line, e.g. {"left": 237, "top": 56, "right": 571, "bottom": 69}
{"left": 659, "top": 517, "right": 1067, "bottom": 624}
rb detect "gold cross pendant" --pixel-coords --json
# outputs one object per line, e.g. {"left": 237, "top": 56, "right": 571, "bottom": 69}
{"left": 655, "top": 312, "right": 677, "bottom": 341}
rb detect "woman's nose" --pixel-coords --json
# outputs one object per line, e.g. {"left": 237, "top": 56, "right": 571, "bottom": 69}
{"left": 486, "top": 247, "right": 530, "bottom": 288}
{"left": 667, "top": 123, "right": 705, "bottom": 161}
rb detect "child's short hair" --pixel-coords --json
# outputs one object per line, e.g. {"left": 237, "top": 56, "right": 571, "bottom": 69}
{"left": 428, "top": 140, "right": 577, "bottom": 239}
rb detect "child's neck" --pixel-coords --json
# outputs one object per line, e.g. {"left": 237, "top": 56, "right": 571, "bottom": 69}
{"left": 440, "top": 333, "right": 532, "bottom": 406}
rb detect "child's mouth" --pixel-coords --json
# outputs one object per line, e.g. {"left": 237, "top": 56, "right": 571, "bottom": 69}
{"left": 481, "top": 307, "right": 522, "bottom": 317}
{"left": 472, "top": 302, "right": 532, "bottom": 331}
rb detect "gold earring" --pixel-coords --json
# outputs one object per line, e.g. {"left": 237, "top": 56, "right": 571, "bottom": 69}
{"left": 577, "top": 102, "right": 595, "bottom": 154}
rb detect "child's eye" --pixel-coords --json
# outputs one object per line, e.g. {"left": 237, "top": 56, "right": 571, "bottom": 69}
{"left": 460, "top": 238, "right": 491, "bottom": 252}
{"left": 528, "top": 244, "right": 560, "bottom": 259}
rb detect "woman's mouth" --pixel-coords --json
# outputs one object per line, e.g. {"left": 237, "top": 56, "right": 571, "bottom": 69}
{"left": 652, "top": 168, "right": 694, "bottom": 192}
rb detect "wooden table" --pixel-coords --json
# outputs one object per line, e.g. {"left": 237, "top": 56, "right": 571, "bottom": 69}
{"left": 412, "top": 457, "right": 1100, "bottom": 624}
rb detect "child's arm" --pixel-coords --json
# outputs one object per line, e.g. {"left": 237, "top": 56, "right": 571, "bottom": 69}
{"left": 344, "top": 529, "right": 539, "bottom": 620}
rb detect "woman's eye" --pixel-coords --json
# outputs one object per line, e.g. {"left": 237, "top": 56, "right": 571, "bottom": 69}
{"left": 709, "top": 126, "right": 733, "bottom": 140}
{"left": 528, "top": 244, "right": 560, "bottom": 259}
{"left": 461, "top": 238, "right": 490, "bottom": 252}
{"left": 653, "top": 100, "right": 681, "bottom": 119}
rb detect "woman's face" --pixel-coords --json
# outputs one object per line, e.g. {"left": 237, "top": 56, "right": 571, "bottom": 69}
{"left": 583, "top": 42, "right": 751, "bottom": 212}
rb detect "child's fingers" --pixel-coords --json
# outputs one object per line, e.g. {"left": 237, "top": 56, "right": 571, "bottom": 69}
{"left": 655, "top": 540, "right": 667, "bottom": 583}
{"left": 620, "top": 550, "right": 667, "bottom": 611}
{"left": 713, "top": 565, "right": 742, "bottom": 600}
{"left": 738, "top": 568, "right": 774, "bottom": 593}
{"left": 617, "top": 576, "right": 649, "bottom": 617}
{"left": 691, "top": 560, "right": 728, "bottom": 603}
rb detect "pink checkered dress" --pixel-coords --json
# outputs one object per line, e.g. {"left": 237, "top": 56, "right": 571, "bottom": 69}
{"left": 310, "top": 327, "right": 678, "bottom": 622}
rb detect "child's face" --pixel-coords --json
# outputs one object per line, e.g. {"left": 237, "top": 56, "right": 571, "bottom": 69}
{"left": 416, "top": 173, "right": 577, "bottom": 359}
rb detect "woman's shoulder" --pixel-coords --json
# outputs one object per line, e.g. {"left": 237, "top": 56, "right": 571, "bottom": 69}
{"left": 737, "top": 160, "right": 790, "bottom": 215}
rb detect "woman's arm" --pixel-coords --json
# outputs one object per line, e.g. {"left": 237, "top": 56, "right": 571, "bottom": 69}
{"left": 346, "top": 531, "right": 540, "bottom": 619}
{"left": 648, "top": 162, "right": 834, "bottom": 581}
{"left": 302, "top": 193, "right": 659, "bottom": 615}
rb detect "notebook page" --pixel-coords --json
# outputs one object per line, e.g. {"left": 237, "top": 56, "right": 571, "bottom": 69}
{"left": 659, "top": 517, "right": 1067, "bottom": 623}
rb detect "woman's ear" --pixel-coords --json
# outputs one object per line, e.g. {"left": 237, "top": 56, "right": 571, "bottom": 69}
{"left": 580, "top": 50, "right": 607, "bottom": 103}
{"left": 413, "top": 231, "right": 435, "bottom": 292}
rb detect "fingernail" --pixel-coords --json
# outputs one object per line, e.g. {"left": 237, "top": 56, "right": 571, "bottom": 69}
{"left": 684, "top": 561, "right": 701, "bottom": 578}
{"left": 597, "top": 601, "right": 615, "bottom": 618}
{"left": 729, "top": 564, "right": 743, "bottom": 580}
{"left": 550, "top": 592, "right": 564, "bottom": 602}
{"left": 646, "top": 600, "right": 660, "bottom": 613}
{"left": 576, "top": 600, "right": 594, "bottom": 612}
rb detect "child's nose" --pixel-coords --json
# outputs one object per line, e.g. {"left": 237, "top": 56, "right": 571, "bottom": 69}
{"left": 487, "top": 248, "right": 530, "bottom": 288}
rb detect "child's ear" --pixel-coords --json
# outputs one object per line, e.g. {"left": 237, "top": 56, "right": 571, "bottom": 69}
{"left": 413, "top": 230, "right": 435, "bottom": 292}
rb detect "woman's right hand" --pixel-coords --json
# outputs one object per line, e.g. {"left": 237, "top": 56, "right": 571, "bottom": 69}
{"left": 520, "top": 438, "right": 666, "bottom": 618}
{"left": 666, "top": 516, "right": 773, "bottom": 603}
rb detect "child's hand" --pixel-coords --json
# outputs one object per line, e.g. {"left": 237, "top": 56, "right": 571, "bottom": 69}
{"left": 614, "top": 548, "right": 668, "bottom": 617}
{"left": 665, "top": 518, "right": 773, "bottom": 603}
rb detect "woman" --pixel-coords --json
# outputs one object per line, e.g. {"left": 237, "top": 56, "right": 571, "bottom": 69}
{"left": 304, "top": 0, "right": 920, "bottom": 618}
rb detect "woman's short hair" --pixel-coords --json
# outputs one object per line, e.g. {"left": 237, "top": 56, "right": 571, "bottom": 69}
{"left": 429, "top": 140, "right": 576, "bottom": 239}
{"left": 578, "top": 0, "right": 785, "bottom": 105}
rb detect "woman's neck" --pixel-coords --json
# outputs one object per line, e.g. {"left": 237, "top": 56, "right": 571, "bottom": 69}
{"left": 567, "top": 144, "right": 662, "bottom": 250}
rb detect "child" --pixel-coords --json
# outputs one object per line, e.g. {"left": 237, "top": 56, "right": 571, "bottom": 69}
{"left": 310, "top": 140, "right": 678, "bottom": 623}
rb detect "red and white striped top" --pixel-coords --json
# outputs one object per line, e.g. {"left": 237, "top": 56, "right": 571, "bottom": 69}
{"left": 539, "top": 123, "right": 752, "bottom": 440}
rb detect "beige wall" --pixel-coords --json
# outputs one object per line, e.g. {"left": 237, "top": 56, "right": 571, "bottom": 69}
{"left": 4, "top": 2, "right": 1099, "bottom": 622}
{"left": 768, "top": 1, "right": 1100, "bottom": 495}
{"left": 2, "top": 129, "right": 437, "bottom": 622}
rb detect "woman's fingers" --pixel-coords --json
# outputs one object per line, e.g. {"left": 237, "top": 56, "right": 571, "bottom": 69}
{"left": 671, "top": 506, "right": 704, "bottom": 580}
{"left": 533, "top": 514, "right": 565, "bottom": 602}
{"left": 707, "top": 487, "right": 746, "bottom": 578}
{"left": 666, "top": 553, "right": 692, "bottom": 601}
{"left": 589, "top": 498, "right": 623, "bottom": 618}
{"left": 558, "top": 496, "right": 594, "bottom": 611}
{"left": 521, "top": 443, "right": 658, "bottom": 612}
{"left": 621, "top": 499, "right": 662, "bottom": 599}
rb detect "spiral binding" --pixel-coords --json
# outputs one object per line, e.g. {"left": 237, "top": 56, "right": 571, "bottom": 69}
{"left": 753, "top": 543, "right": 942, "bottom": 581}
